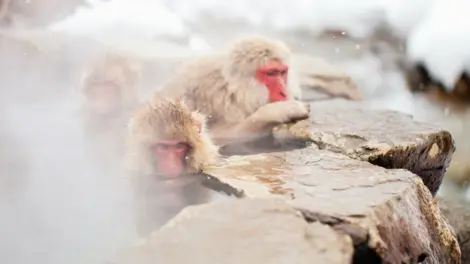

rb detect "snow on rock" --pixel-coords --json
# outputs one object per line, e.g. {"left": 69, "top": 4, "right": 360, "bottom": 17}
{"left": 49, "top": 0, "right": 189, "bottom": 40}
{"left": 407, "top": 0, "right": 470, "bottom": 91}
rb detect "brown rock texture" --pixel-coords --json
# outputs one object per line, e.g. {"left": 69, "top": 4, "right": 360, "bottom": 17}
{"left": 113, "top": 198, "right": 354, "bottom": 264}
{"left": 273, "top": 100, "right": 455, "bottom": 196}
{"left": 437, "top": 197, "right": 470, "bottom": 264}
{"left": 202, "top": 147, "right": 460, "bottom": 263}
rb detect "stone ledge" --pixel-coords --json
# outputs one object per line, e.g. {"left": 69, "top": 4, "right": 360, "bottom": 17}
{"left": 202, "top": 147, "right": 459, "bottom": 263}
{"left": 274, "top": 100, "right": 455, "bottom": 196}
{"left": 113, "top": 199, "right": 354, "bottom": 264}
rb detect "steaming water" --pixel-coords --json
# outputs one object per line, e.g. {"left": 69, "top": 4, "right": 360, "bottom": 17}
{"left": 2, "top": 0, "right": 470, "bottom": 263}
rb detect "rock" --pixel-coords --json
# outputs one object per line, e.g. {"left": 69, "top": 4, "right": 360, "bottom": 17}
{"left": 273, "top": 100, "right": 455, "bottom": 196}
{"left": 202, "top": 146, "right": 460, "bottom": 263}
{"left": 437, "top": 197, "right": 470, "bottom": 264}
{"left": 291, "top": 54, "right": 363, "bottom": 101}
{"left": 404, "top": 63, "right": 470, "bottom": 110}
{"left": 112, "top": 198, "right": 354, "bottom": 264}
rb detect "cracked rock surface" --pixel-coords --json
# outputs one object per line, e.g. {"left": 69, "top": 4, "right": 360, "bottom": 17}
{"left": 112, "top": 198, "right": 353, "bottom": 264}
{"left": 202, "top": 147, "right": 460, "bottom": 264}
{"left": 274, "top": 100, "right": 455, "bottom": 196}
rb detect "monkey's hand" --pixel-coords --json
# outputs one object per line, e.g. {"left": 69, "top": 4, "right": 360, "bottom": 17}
{"left": 251, "top": 100, "right": 310, "bottom": 126}
{"left": 211, "top": 101, "right": 310, "bottom": 146}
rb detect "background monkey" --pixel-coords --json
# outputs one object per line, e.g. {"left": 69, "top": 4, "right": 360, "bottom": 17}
{"left": 79, "top": 51, "right": 142, "bottom": 170}
{"left": 126, "top": 97, "right": 219, "bottom": 236}
{"left": 80, "top": 51, "right": 141, "bottom": 122}
{"left": 160, "top": 35, "right": 310, "bottom": 149}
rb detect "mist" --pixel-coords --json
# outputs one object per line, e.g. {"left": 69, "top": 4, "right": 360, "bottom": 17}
{"left": 1, "top": 0, "right": 469, "bottom": 263}
{"left": 0, "top": 36, "right": 139, "bottom": 264}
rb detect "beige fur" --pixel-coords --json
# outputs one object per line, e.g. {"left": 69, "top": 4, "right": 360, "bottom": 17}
{"left": 160, "top": 35, "right": 302, "bottom": 128}
{"left": 126, "top": 97, "right": 219, "bottom": 175}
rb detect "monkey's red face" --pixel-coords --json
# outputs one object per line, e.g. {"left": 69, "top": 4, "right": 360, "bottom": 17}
{"left": 152, "top": 140, "right": 191, "bottom": 178}
{"left": 255, "top": 62, "right": 289, "bottom": 102}
{"left": 85, "top": 81, "right": 121, "bottom": 114}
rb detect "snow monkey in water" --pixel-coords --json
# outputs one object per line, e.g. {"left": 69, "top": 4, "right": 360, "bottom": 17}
{"left": 159, "top": 35, "right": 310, "bottom": 151}
{"left": 126, "top": 96, "right": 219, "bottom": 235}
{"left": 79, "top": 51, "right": 142, "bottom": 170}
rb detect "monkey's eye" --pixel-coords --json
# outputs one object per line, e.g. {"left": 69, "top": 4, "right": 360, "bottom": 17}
{"left": 265, "top": 70, "right": 278, "bottom": 76}
{"left": 174, "top": 142, "right": 188, "bottom": 150}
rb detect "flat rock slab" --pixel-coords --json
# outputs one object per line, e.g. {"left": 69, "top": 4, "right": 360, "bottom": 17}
{"left": 112, "top": 198, "right": 353, "bottom": 264}
{"left": 203, "top": 147, "right": 460, "bottom": 263}
{"left": 273, "top": 100, "right": 455, "bottom": 196}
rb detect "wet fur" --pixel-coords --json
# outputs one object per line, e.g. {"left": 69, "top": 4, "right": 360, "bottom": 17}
{"left": 160, "top": 35, "right": 301, "bottom": 127}
{"left": 126, "top": 98, "right": 219, "bottom": 175}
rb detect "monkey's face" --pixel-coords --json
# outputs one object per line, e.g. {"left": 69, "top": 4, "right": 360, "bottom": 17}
{"left": 128, "top": 99, "right": 215, "bottom": 180}
{"left": 84, "top": 81, "right": 122, "bottom": 115}
{"left": 255, "top": 60, "right": 288, "bottom": 102}
{"left": 151, "top": 139, "right": 192, "bottom": 179}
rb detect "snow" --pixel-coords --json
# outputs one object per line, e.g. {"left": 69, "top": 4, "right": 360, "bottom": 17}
{"left": 49, "top": 0, "right": 470, "bottom": 89}
{"left": 407, "top": 0, "right": 470, "bottom": 91}
{"left": 50, "top": 0, "right": 188, "bottom": 40}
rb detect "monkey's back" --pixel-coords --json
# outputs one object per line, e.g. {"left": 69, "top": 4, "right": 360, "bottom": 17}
{"left": 161, "top": 55, "right": 249, "bottom": 127}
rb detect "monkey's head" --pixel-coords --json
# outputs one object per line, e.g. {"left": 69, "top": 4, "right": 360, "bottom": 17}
{"left": 81, "top": 52, "right": 141, "bottom": 115}
{"left": 223, "top": 35, "right": 294, "bottom": 107}
{"left": 126, "top": 97, "right": 219, "bottom": 178}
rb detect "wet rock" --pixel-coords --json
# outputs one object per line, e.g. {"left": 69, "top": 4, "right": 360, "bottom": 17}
{"left": 112, "top": 198, "right": 354, "bottom": 264}
{"left": 437, "top": 197, "right": 470, "bottom": 264}
{"left": 273, "top": 100, "right": 455, "bottom": 196}
{"left": 202, "top": 147, "right": 460, "bottom": 263}
{"left": 291, "top": 54, "right": 363, "bottom": 101}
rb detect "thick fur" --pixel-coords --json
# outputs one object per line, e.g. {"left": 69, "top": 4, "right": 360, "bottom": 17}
{"left": 160, "top": 35, "right": 300, "bottom": 127}
{"left": 126, "top": 97, "right": 219, "bottom": 175}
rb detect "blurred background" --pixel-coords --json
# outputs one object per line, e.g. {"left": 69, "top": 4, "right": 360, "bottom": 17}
{"left": 1, "top": 0, "right": 470, "bottom": 263}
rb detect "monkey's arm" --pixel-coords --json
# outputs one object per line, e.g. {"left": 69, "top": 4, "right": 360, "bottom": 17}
{"left": 209, "top": 116, "right": 276, "bottom": 146}
{"left": 210, "top": 100, "right": 310, "bottom": 146}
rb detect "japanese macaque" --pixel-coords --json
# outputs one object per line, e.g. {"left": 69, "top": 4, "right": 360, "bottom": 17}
{"left": 81, "top": 51, "right": 141, "bottom": 122}
{"left": 126, "top": 97, "right": 219, "bottom": 236}
{"left": 159, "top": 35, "right": 310, "bottom": 150}
{"left": 79, "top": 51, "right": 142, "bottom": 170}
